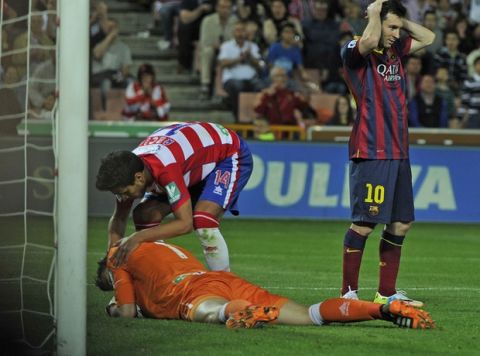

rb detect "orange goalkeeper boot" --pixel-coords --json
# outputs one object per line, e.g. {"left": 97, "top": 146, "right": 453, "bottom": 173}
{"left": 226, "top": 305, "right": 279, "bottom": 329}
{"left": 386, "top": 300, "right": 435, "bottom": 329}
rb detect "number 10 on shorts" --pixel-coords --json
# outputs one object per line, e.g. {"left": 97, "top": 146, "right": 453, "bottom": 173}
{"left": 364, "top": 183, "right": 385, "bottom": 204}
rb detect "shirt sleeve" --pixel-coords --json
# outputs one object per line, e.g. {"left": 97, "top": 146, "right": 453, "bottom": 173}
{"left": 112, "top": 268, "right": 135, "bottom": 306}
{"left": 341, "top": 39, "right": 366, "bottom": 69}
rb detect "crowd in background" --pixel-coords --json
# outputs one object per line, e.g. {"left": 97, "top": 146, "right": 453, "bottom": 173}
{"left": 1, "top": 0, "right": 480, "bottom": 136}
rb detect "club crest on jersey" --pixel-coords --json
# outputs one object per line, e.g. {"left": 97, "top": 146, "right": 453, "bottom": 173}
{"left": 376, "top": 63, "right": 401, "bottom": 83}
{"left": 165, "top": 182, "right": 181, "bottom": 204}
{"left": 369, "top": 206, "right": 380, "bottom": 216}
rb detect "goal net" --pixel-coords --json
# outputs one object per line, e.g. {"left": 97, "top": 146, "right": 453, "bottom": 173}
{"left": 0, "top": 0, "right": 58, "bottom": 353}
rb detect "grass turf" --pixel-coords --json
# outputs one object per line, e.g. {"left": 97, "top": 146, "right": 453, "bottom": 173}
{"left": 86, "top": 218, "right": 479, "bottom": 355}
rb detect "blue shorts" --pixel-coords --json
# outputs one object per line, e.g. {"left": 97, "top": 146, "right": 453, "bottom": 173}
{"left": 349, "top": 159, "right": 415, "bottom": 224}
{"left": 199, "top": 138, "right": 253, "bottom": 215}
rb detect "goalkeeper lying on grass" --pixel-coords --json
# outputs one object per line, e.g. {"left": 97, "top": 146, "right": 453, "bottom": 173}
{"left": 95, "top": 241, "right": 435, "bottom": 329}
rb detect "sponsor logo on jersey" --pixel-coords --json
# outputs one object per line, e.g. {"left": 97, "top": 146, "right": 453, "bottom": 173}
{"left": 376, "top": 63, "right": 401, "bottom": 83}
{"left": 347, "top": 40, "right": 357, "bottom": 48}
{"left": 213, "top": 186, "right": 224, "bottom": 196}
{"left": 166, "top": 182, "right": 181, "bottom": 204}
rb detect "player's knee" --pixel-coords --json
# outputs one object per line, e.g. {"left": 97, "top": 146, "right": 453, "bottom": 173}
{"left": 351, "top": 221, "right": 376, "bottom": 237}
{"left": 193, "top": 212, "right": 220, "bottom": 249}
{"left": 192, "top": 299, "right": 227, "bottom": 324}
{"left": 387, "top": 221, "right": 412, "bottom": 236}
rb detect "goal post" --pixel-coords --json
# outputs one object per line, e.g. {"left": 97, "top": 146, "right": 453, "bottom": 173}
{"left": 56, "top": 0, "right": 89, "bottom": 354}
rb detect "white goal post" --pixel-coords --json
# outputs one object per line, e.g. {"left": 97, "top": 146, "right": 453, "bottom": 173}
{"left": 56, "top": 0, "right": 89, "bottom": 355}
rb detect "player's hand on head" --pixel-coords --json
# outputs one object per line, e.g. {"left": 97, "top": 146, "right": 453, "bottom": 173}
{"left": 366, "top": 0, "right": 387, "bottom": 18}
{"left": 111, "top": 235, "right": 140, "bottom": 267}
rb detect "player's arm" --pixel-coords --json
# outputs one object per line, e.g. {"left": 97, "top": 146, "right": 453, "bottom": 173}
{"left": 111, "top": 200, "right": 193, "bottom": 267}
{"left": 402, "top": 19, "right": 435, "bottom": 54}
{"left": 358, "top": 0, "right": 387, "bottom": 55}
{"left": 106, "top": 269, "right": 138, "bottom": 318}
{"left": 108, "top": 198, "right": 134, "bottom": 247}
{"left": 106, "top": 300, "right": 137, "bottom": 318}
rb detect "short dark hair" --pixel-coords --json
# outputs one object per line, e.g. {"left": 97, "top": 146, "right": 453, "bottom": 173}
{"left": 380, "top": 0, "right": 407, "bottom": 21}
{"left": 280, "top": 21, "right": 296, "bottom": 34}
{"left": 96, "top": 151, "right": 144, "bottom": 191}
{"left": 95, "top": 257, "right": 113, "bottom": 291}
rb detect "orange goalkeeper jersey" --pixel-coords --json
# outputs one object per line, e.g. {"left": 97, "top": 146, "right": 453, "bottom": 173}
{"left": 107, "top": 242, "right": 288, "bottom": 320}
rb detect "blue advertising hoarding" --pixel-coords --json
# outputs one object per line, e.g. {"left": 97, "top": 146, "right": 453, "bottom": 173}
{"left": 237, "top": 142, "right": 480, "bottom": 223}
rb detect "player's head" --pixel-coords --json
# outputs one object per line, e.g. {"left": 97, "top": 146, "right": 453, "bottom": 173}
{"left": 379, "top": 0, "right": 407, "bottom": 49}
{"left": 137, "top": 63, "right": 156, "bottom": 88}
{"left": 95, "top": 257, "right": 113, "bottom": 291}
{"left": 96, "top": 151, "right": 147, "bottom": 201}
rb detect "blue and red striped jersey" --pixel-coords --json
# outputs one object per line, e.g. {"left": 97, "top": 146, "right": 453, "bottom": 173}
{"left": 341, "top": 37, "right": 412, "bottom": 159}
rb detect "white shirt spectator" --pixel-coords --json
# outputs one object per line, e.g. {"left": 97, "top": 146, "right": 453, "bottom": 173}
{"left": 217, "top": 39, "right": 260, "bottom": 83}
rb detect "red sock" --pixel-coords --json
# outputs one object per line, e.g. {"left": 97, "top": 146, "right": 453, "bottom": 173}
{"left": 342, "top": 229, "right": 367, "bottom": 294}
{"left": 320, "top": 298, "right": 382, "bottom": 323}
{"left": 378, "top": 231, "right": 405, "bottom": 296}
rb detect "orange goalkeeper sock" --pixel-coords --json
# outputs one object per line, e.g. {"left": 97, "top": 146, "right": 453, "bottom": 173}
{"left": 319, "top": 298, "right": 382, "bottom": 323}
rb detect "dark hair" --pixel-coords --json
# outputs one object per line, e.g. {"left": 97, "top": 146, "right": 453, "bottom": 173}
{"left": 95, "top": 257, "right": 113, "bottom": 291}
{"left": 96, "top": 151, "right": 144, "bottom": 191}
{"left": 423, "top": 9, "right": 436, "bottom": 20}
{"left": 280, "top": 21, "right": 296, "bottom": 34}
{"left": 137, "top": 63, "right": 156, "bottom": 82}
{"left": 380, "top": 0, "right": 407, "bottom": 21}
{"left": 330, "top": 95, "right": 354, "bottom": 126}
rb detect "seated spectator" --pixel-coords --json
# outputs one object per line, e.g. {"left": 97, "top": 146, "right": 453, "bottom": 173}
{"left": 12, "top": 13, "right": 54, "bottom": 79}
{"left": 263, "top": 0, "right": 303, "bottom": 47}
{"left": 29, "top": 54, "right": 56, "bottom": 114}
{"left": 266, "top": 22, "right": 309, "bottom": 91}
{"left": 235, "top": 0, "right": 264, "bottom": 50}
{"left": 434, "top": 30, "right": 468, "bottom": 93}
{"left": 0, "top": 66, "right": 23, "bottom": 135}
{"left": 253, "top": 66, "right": 310, "bottom": 128}
{"left": 177, "top": 0, "right": 213, "bottom": 73}
{"left": 436, "top": 0, "right": 458, "bottom": 30}
{"left": 453, "top": 16, "right": 474, "bottom": 55}
{"left": 405, "top": 55, "right": 422, "bottom": 100}
{"left": 457, "top": 56, "right": 480, "bottom": 128}
{"left": 199, "top": 0, "right": 237, "bottom": 99}
{"left": 91, "top": 19, "right": 133, "bottom": 111}
{"left": 253, "top": 118, "right": 275, "bottom": 141}
{"left": 35, "top": 0, "right": 57, "bottom": 42}
{"left": 122, "top": 63, "right": 170, "bottom": 121}
{"left": 327, "top": 95, "right": 354, "bottom": 126}
{"left": 302, "top": 0, "right": 340, "bottom": 90}
{"left": 90, "top": 1, "right": 114, "bottom": 49}
{"left": 288, "top": 0, "right": 316, "bottom": 22}
{"left": 339, "top": 1, "right": 365, "bottom": 35}
{"left": 422, "top": 10, "right": 443, "bottom": 55}
{"left": 466, "top": 24, "right": 480, "bottom": 76}
{"left": 322, "top": 30, "right": 353, "bottom": 94}
{"left": 152, "top": 1, "right": 181, "bottom": 50}
{"left": 408, "top": 75, "right": 449, "bottom": 128}
{"left": 218, "top": 21, "right": 263, "bottom": 122}
{"left": 434, "top": 66, "right": 457, "bottom": 123}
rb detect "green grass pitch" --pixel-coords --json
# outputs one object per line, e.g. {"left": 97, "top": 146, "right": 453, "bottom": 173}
{"left": 86, "top": 218, "right": 480, "bottom": 355}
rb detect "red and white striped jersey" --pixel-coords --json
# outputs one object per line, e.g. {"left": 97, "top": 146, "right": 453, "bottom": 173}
{"left": 132, "top": 122, "right": 241, "bottom": 210}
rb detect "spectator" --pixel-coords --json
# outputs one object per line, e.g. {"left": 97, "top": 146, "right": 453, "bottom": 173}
{"left": 252, "top": 118, "right": 275, "bottom": 141}
{"left": 435, "top": 66, "right": 457, "bottom": 123}
{"left": 405, "top": 55, "right": 422, "bottom": 100}
{"left": 457, "top": 56, "right": 480, "bottom": 128}
{"left": 12, "top": 14, "right": 54, "bottom": 79}
{"left": 434, "top": 29, "right": 468, "bottom": 93}
{"left": 177, "top": 0, "right": 213, "bottom": 73}
{"left": 218, "top": 21, "right": 263, "bottom": 122}
{"left": 199, "top": 0, "right": 237, "bottom": 99}
{"left": 263, "top": 0, "right": 303, "bottom": 46}
{"left": 327, "top": 94, "right": 354, "bottom": 126}
{"left": 422, "top": 10, "right": 443, "bottom": 54}
{"left": 35, "top": 0, "right": 57, "bottom": 42}
{"left": 91, "top": 19, "right": 133, "bottom": 111}
{"left": 436, "top": 0, "right": 458, "bottom": 30}
{"left": 339, "top": 1, "right": 366, "bottom": 35}
{"left": 90, "top": 1, "right": 114, "bottom": 49}
{"left": 466, "top": 24, "right": 480, "bottom": 76}
{"left": 235, "top": 0, "right": 264, "bottom": 50}
{"left": 254, "top": 66, "right": 310, "bottom": 128}
{"left": 454, "top": 16, "right": 475, "bottom": 55}
{"left": 288, "top": 0, "right": 317, "bottom": 22}
{"left": 302, "top": 1, "right": 340, "bottom": 88}
{"left": 0, "top": 66, "right": 23, "bottom": 135}
{"left": 29, "top": 55, "right": 56, "bottom": 114}
{"left": 266, "top": 22, "right": 308, "bottom": 91}
{"left": 408, "top": 75, "right": 449, "bottom": 128}
{"left": 122, "top": 63, "right": 171, "bottom": 121}
{"left": 153, "top": 1, "right": 181, "bottom": 50}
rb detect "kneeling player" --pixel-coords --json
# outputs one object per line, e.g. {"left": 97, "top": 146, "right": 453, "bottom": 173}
{"left": 95, "top": 241, "right": 435, "bottom": 330}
